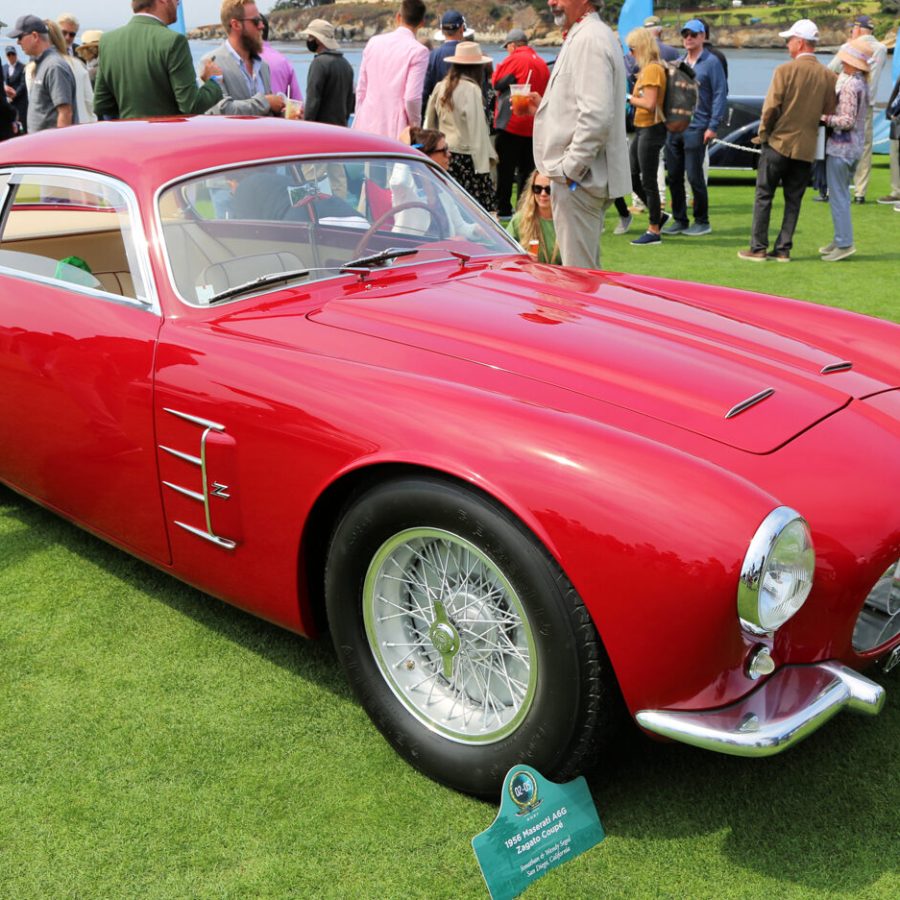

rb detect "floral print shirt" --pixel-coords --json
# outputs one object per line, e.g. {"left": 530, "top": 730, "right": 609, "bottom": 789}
{"left": 824, "top": 72, "right": 869, "bottom": 162}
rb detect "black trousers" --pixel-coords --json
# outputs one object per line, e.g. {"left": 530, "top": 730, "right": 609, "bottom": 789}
{"left": 750, "top": 145, "right": 811, "bottom": 254}
{"left": 629, "top": 123, "right": 667, "bottom": 227}
{"left": 495, "top": 130, "right": 534, "bottom": 216}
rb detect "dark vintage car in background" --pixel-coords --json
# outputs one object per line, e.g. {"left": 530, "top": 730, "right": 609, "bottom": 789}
{"left": 0, "top": 118, "right": 897, "bottom": 796}
{"left": 710, "top": 95, "right": 765, "bottom": 169}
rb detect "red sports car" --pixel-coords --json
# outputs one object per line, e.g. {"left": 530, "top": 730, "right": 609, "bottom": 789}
{"left": 0, "top": 118, "right": 897, "bottom": 796}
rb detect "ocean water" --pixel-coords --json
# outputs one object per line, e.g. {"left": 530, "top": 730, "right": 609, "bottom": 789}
{"left": 188, "top": 42, "right": 894, "bottom": 103}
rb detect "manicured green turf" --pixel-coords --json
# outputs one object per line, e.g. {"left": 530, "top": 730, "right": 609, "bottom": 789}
{"left": 2, "top": 168, "right": 898, "bottom": 898}
{"left": 603, "top": 161, "right": 899, "bottom": 323}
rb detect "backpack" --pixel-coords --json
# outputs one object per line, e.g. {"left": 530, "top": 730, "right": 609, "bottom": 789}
{"left": 662, "top": 61, "right": 698, "bottom": 133}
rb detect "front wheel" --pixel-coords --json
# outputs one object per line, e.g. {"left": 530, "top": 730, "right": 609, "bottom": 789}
{"left": 324, "top": 476, "right": 620, "bottom": 796}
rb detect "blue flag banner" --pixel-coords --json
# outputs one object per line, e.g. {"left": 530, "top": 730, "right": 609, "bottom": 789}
{"left": 617, "top": 0, "right": 654, "bottom": 52}
{"left": 170, "top": 5, "right": 186, "bottom": 35}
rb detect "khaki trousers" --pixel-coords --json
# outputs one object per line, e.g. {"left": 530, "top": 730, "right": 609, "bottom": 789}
{"left": 853, "top": 106, "right": 874, "bottom": 200}
{"left": 890, "top": 139, "right": 900, "bottom": 199}
{"left": 550, "top": 182, "right": 610, "bottom": 269}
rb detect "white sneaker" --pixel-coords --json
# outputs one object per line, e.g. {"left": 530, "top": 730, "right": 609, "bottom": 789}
{"left": 818, "top": 241, "right": 837, "bottom": 254}
{"left": 613, "top": 214, "right": 633, "bottom": 235}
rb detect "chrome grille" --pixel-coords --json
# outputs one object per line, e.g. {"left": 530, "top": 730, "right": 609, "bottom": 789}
{"left": 852, "top": 559, "right": 900, "bottom": 652}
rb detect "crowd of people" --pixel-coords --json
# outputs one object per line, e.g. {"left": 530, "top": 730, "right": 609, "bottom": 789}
{"left": 1, "top": 2, "right": 897, "bottom": 266}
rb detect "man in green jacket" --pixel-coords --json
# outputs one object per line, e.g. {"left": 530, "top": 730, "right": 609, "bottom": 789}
{"left": 93, "top": 0, "right": 223, "bottom": 119}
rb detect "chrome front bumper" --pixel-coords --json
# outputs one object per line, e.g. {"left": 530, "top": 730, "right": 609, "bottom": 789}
{"left": 635, "top": 662, "right": 885, "bottom": 756}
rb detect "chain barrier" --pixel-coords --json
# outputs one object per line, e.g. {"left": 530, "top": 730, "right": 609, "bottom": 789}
{"left": 709, "top": 138, "right": 762, "bottom": 155}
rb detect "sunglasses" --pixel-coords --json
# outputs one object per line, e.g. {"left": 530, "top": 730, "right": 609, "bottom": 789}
{"left": 432, "top": 145, "right": 450, "bottom": 155}
{"left": 239, "top": 16, "right": 264, "bottom": 27}
{"left": 532, "top": 184, "right": 552, "bottom": 195}
{"left": 62, "top": 30, "right": 77, "bottom": 38}
{"left": 681, "top": 30, "right": 700, "bottom": 38}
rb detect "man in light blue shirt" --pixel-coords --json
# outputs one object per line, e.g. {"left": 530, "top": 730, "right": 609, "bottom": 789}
{"left": 662, "top": 19, "right": 727, "bottom": 236}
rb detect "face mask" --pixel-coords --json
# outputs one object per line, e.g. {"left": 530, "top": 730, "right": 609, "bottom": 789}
{"left": 306, "top": 39, "right": 318, "bottom": 53}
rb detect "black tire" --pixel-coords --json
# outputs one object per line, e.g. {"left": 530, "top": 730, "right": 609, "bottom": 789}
{"left": 324, "top": 475, "right": 620, "bottom": 796}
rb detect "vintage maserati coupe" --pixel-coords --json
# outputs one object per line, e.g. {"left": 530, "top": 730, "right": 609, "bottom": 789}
{"left": 0, "top": 119, "right": 897, "bottom": 796}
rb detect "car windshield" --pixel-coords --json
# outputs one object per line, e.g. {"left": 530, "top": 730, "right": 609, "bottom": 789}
{"left": 158, "top": 157, "right": 518, "bottom": 306}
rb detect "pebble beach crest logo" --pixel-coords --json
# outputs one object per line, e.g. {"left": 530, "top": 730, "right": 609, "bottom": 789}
{"left": 508, "top": 769, "right": 541, "bottom": 815}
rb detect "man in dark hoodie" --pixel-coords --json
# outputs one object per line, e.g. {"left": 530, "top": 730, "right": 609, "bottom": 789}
{"left": 301, "top": 18, "right": 354, "bottom": 126}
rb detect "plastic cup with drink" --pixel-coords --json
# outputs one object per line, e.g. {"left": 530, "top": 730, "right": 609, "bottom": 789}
{"left": 510, "top": 83, "right": 532, "bottom": 117}
{"left": 283, "top": 95, "right": 303, "bottom": 120}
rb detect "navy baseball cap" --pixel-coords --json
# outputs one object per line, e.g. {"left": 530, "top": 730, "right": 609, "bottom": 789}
{"left": 441, "top": 11, "right": 465, "bottom": 31}
{"left": 852, "top": 15, "right": 874, "bottom": 30}
{"left": 8, "top": 14, "right": 49, "bottom": 38}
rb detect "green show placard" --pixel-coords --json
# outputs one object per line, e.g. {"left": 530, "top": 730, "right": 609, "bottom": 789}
{"left": 471, "top": 765, "right": 605, "bottom": 900}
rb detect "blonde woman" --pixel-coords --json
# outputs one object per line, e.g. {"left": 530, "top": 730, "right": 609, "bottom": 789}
{"left": 506, "top": 171, "right": 560, "bottom": 264}
{"left": 46, "top": 19, "right": 96, "bottom": 123}
{"left": 424, "top": 41, "right": 497, "bottom": 214}
{"left": 626, "top": 27, "right": 667, "bottom": 245}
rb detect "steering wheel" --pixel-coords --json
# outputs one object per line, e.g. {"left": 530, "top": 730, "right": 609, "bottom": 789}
{"left": 353, "top": 201, "right": 437, "bottom": 256}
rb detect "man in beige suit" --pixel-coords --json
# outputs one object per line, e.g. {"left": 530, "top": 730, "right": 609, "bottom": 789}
{"left": 529, "top": 0, "right": 630, "bottom": 268}
{"left": 738, "top": 19, "right": 836, "bottom": 262}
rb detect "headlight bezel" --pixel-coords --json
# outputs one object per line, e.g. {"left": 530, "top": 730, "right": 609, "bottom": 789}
{"left": 738, "top": 506, "right": 815, "bottom": 635}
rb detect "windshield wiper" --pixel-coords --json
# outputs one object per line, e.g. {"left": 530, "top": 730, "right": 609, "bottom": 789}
{"left": 206, "top": 268, "right": 311, "bottom": 304}
{"left": 340, "top": 247, "right": 419, "bottom": 271}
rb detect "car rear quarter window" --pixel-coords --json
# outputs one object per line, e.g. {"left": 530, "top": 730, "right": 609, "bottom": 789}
{"left": 0, "top": 171, "right": 149, "bottom": 303}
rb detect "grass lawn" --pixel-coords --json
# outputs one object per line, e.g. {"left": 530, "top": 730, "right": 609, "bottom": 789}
{"left": 602, "top": 161, "right": 898, "bottom": 324}
{"left": 2, "top": 164, "right": 899, "bottom": 898}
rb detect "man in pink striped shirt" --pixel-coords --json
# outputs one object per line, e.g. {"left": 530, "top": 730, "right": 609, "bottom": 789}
{"left": 353, "top": 0, "right": 428, "bottom": 139}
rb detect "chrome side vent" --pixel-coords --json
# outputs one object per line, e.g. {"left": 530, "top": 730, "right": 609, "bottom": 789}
{"left": 820, "top": 361, "right": 853, "bottom": 375}
{"left": 725, "top": 388, "right": 775, "bottom": 420}
{"left": 159, "top": 408, "right": 237, "bottom": 550}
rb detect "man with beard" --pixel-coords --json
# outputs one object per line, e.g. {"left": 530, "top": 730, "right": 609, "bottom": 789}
{"left": 527, "top": 0, "right": 630, "bottom": 268}
{"left": 94, "top": 0, "right": 223, "bottom": 119}
{"left": 206, "top": 1, "right": 285, "bottom": 116}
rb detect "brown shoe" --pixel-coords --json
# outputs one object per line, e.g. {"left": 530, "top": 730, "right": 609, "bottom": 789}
{"left": 737, "top": 249, "right": 767, "bottom": 262}
{"left": 766, "top": 252, "right": 790, "bottom": 263}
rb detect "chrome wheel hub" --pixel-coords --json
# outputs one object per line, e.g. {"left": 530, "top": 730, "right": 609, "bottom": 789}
{"left": 363, "top": 528, "right": 537, "bottom": 743}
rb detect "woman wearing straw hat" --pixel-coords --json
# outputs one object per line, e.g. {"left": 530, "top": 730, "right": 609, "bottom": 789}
{"left": 819, "top": 36, "right": 871, "bottom": 261}
{"left": 424, "top": 41, "right": 497, "bottom": 214}
{"left": 75, "top": 30, "right": 102, "bottom": 85}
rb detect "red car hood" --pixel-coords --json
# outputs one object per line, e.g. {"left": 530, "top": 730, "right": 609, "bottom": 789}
{"left": 307, "top": 264, "right": 888, "bottom": 453}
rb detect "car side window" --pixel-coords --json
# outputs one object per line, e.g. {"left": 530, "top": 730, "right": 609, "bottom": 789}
{"left": 0, "top": 172, "right": 149, "bottom": 302}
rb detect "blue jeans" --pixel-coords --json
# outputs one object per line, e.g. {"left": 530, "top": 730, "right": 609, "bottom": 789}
{"left": 826, "top": 154, "right": 857, "bottom": 248}
{"left": 665, "top": 128, "right": 708, "bottom": 226}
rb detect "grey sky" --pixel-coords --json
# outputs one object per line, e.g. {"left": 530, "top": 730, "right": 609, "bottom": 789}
{"left": 3, "top": 2, "right": 229, "bottom": 35}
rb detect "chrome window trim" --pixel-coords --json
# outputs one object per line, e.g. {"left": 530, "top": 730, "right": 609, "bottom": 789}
{"left": 152, "top": 152, "right": 521, "bottom": 310}
{"left": 0, "top": 165, "right": 160, "bottom": 315}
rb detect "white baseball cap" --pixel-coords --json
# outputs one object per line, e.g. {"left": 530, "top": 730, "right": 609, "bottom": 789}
{"left": 778, "top": 19, "right": 819, "bottom": 42}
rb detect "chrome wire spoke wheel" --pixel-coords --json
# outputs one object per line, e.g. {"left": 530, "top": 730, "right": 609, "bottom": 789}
{"left": 363, "top": 527, "right": 538, "bottom": 743}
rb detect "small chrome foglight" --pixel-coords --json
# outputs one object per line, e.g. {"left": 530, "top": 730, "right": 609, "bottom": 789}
{"left": 746, "top": 645, "right": 775, "bottom": 681}
{"left": 738, "top": 507, "right": 815, "bottom": 634}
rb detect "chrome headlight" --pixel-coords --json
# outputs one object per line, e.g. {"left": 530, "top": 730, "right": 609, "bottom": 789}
{"left": 738, "top": 507, "right": 815, "bottom": 634}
